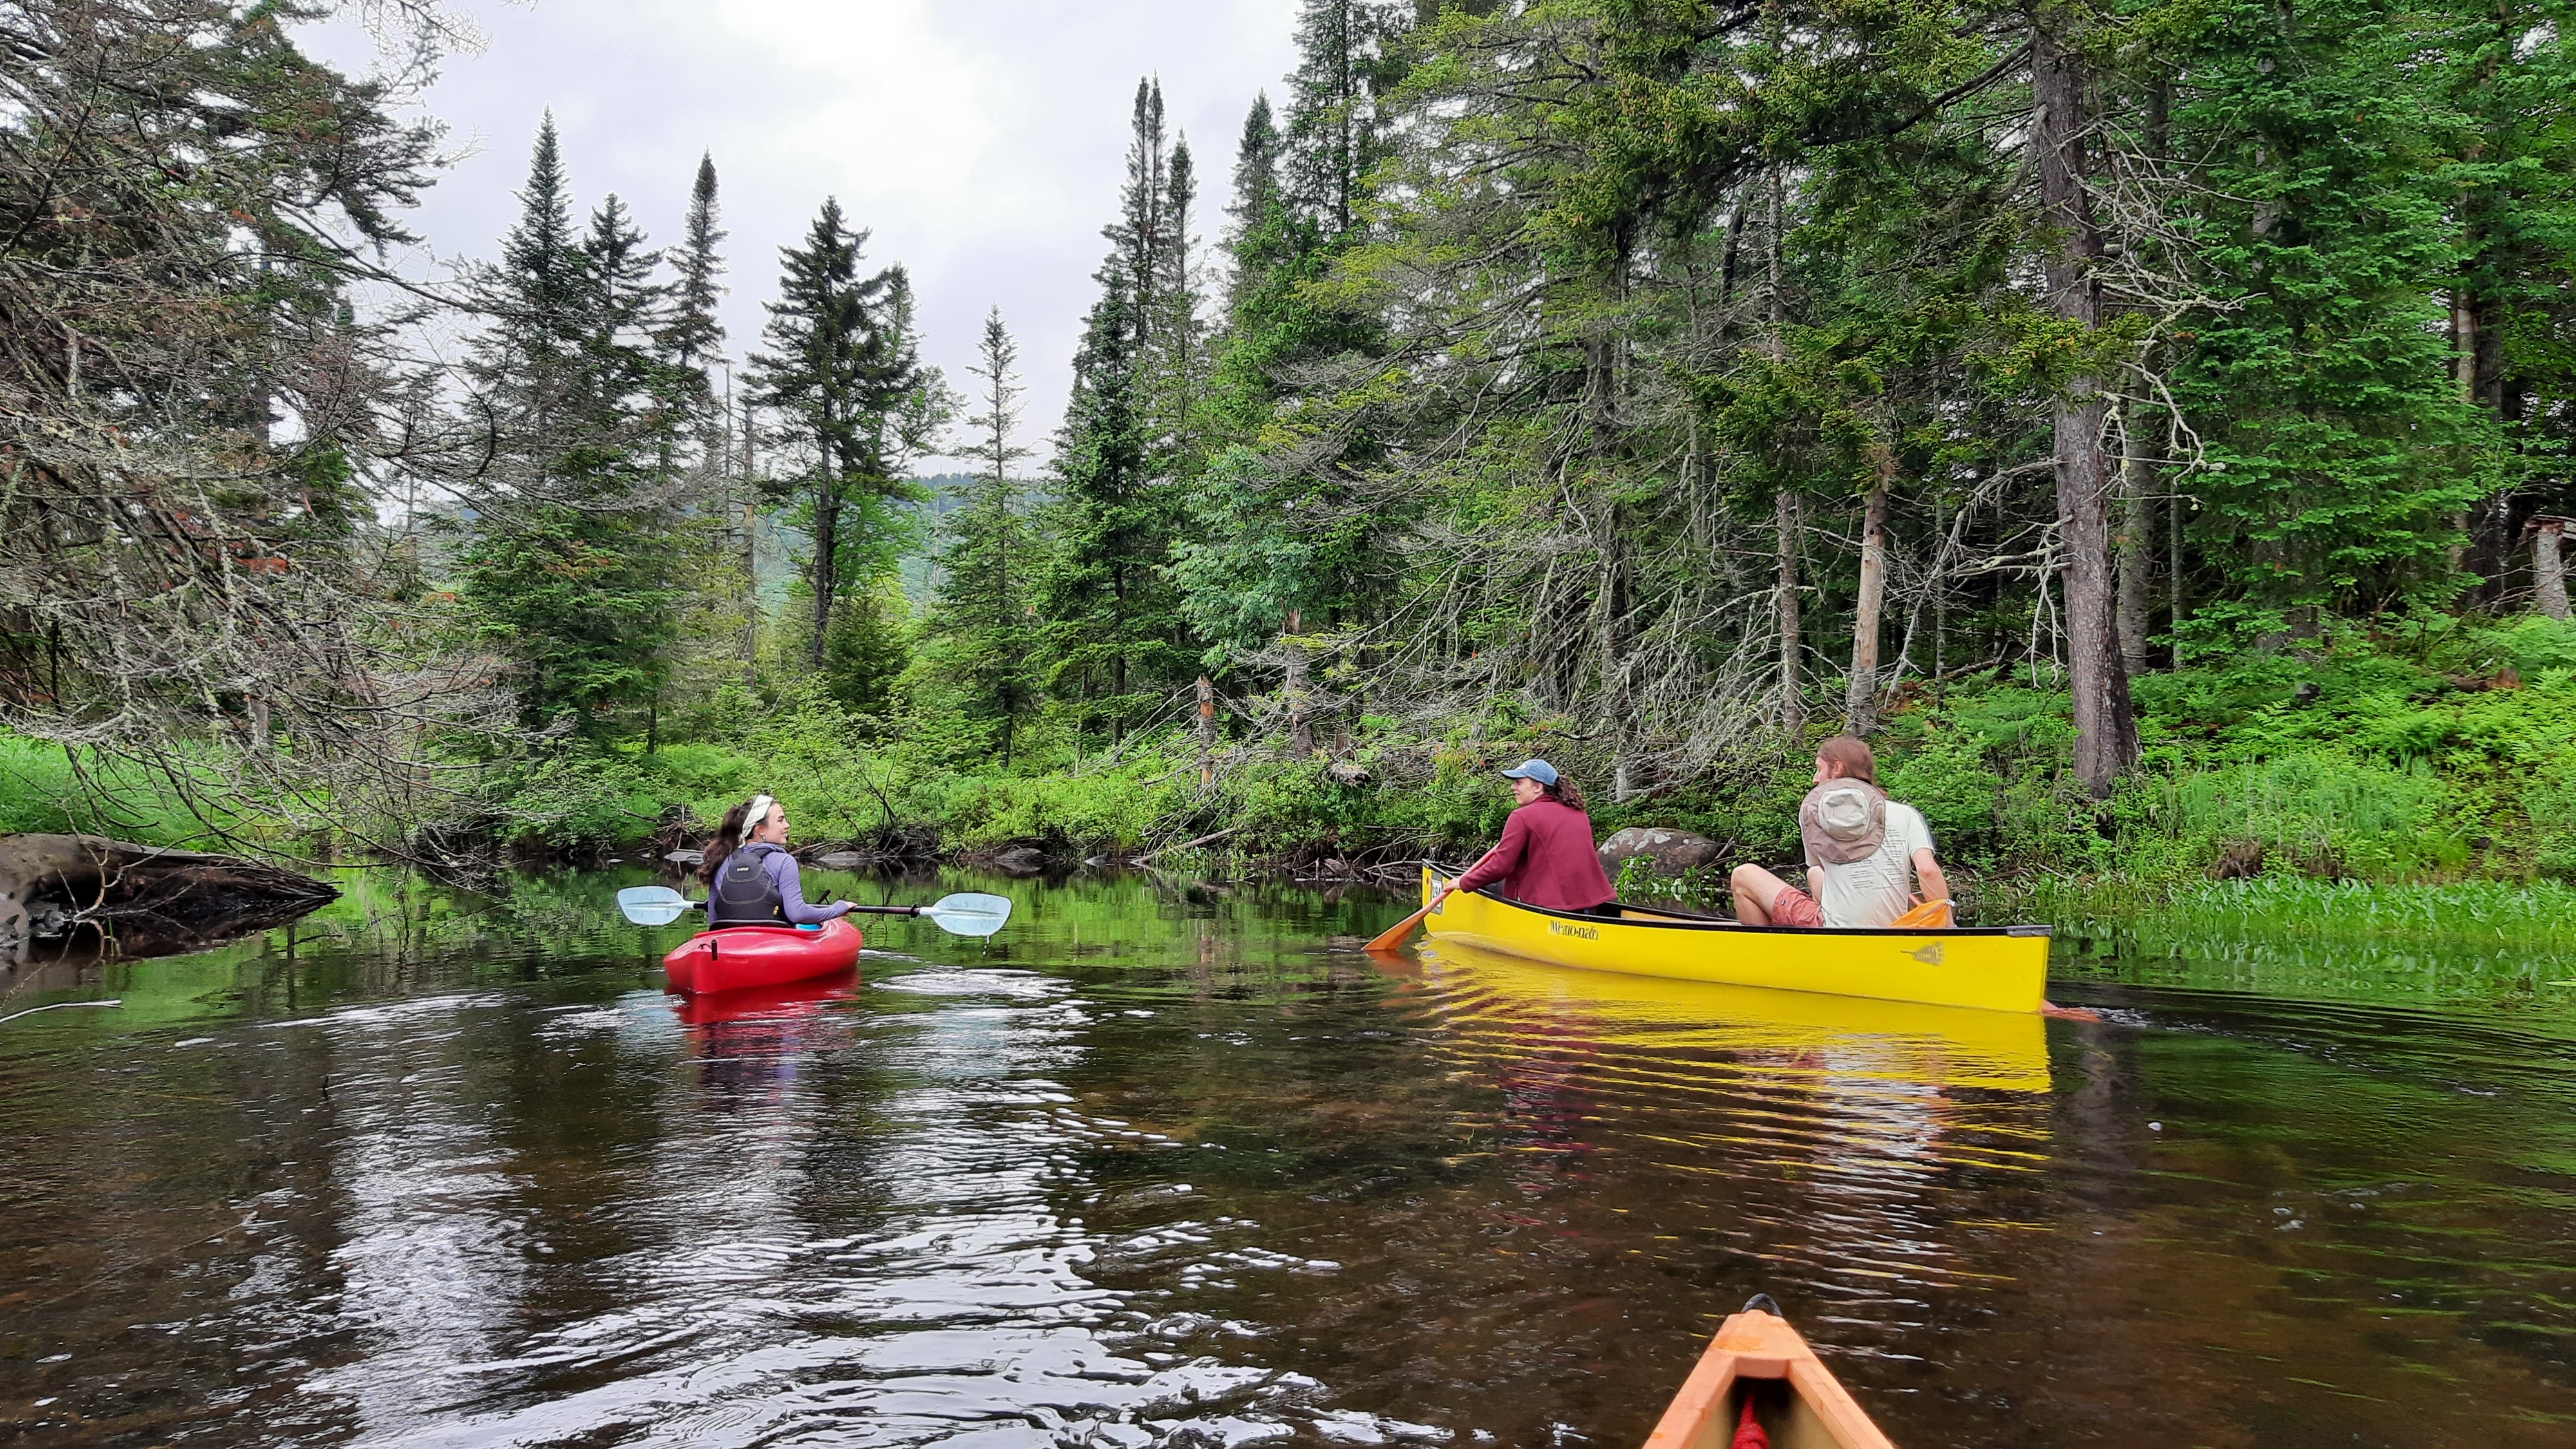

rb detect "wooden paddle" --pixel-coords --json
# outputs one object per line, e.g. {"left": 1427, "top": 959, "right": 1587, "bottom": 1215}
{"left": 1362, "top": 851, "right": 1497, "bottom": 956}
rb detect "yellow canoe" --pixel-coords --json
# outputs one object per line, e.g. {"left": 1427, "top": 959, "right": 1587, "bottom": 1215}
{"left": 1644, "top": 1298, "right": 1897, "bottom": 1449}
{"left": 1419, "top": 868, "right": 2050, "bottom": 1014}
{"left": 1410, "top": 937, "right": 2052, "bottom": 1094}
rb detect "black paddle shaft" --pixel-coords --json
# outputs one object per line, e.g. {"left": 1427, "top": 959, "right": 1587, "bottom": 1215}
{"left": 842, "top": 904, "right": 928, "bottom": 917}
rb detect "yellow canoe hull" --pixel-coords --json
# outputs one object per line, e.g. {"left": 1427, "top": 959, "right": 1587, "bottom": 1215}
{"left": 1419, "top": 869, "right": 2051, "bottom": 1014}
{"left": 1413, "top": 937, "right": 2052, "bottom": 1094}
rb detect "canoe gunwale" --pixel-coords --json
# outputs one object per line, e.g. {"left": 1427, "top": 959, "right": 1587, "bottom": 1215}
{"left": 1441, "top": 884, "right": 2052, "bottom": 940}
{"left": 1421, "top": 869, "right": 2052, "bottom": 1014}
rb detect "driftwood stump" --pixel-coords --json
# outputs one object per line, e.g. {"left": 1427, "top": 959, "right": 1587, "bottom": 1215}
{"left": 0, "top": 835, "right": 339, "bottom": 963}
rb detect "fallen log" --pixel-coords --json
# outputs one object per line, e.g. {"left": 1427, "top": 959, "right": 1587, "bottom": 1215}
{"left": 0, "top": 835, "right": 339, "bottom": 963}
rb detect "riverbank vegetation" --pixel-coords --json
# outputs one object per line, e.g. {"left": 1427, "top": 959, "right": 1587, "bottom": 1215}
{"left": 6, "top": 1, "right": 2575, "bottom": 925}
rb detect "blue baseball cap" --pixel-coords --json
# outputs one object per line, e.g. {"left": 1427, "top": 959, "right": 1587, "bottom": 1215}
{"left": 1501, "top": 758, "right": 1559, "bottom": 787}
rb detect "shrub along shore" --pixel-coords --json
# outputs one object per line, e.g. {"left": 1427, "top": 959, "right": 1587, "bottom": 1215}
{"left": 8, "top": 618, "right": 2574, "bottom": 949}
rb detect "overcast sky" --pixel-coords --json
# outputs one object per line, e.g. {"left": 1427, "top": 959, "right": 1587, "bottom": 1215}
{"left": 304, "top": 1, "right": 1301, "bottom": 471}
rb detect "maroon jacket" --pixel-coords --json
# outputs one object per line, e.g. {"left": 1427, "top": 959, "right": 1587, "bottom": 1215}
{"left": 1455, "top": 799, "right": 1616, "bottom": 910}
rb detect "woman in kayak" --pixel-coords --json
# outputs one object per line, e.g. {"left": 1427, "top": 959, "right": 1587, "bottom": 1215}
{"left": 699, "top": 794, "right": 858, "bottom": 927}
{"left": 1429, "top": 759, "right": 1619, "bottom": 916}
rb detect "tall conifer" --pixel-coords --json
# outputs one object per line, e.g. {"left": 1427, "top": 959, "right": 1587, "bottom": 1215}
{"left": 459, "top": 118, "right": 680, "bottom": 738}
{"left": 665, "top": 155, "right": 728, "bottom": 381}
{"left": 926, "top": 310, "right": 1039, "bottom": 762}
{"left": 751, "top": 199, "right": 944, "bottom": 692}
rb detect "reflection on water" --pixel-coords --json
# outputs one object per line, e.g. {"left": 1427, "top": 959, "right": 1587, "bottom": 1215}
{"left": 3, "top": 867, "right": 2574, "bottom": 1447}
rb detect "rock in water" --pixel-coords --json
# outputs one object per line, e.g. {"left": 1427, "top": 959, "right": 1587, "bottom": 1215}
{"left": 1598, "top": 826, "right": 1723, "bottom": 878}
{"left": 989, "top": 846, "right": 1047, "bottom": 876}
{"left": 815, "top": 851, "right": 868, "bottom": 871}
{"left": 0, "top": 835, "right": 339, "bottom": 963}
{"left": 664, "top": 849, "right": 705, "bottom": 867}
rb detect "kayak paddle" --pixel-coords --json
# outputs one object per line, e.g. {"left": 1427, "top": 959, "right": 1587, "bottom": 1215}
{"left": 617, "top": 886, "right": 696, "bottom": 927}
{"left": 844, "top": 893, "right": 1014, "bottom": 939}
{"left": 615, "top": 886, "right": 1014, "bottom": 939}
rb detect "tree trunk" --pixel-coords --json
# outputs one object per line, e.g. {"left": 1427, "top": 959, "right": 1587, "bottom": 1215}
{"left": 2538, "top": 520, "right": 2571, "bottom": 621}
{"left": 2450, "top": 292, "right": 2476, "bottom": 585}
{"left": 2116, "top": 390, "right": 2155, "bottom": 678}
{"left": 1776, "top": 488, "right": 1804, "bottom": 738}
{"left": 1845, "top": 445, "right": 1893, "bottom": 735}
{"left": 1769, "top": 167, "right": 1804, "bottom": 740}
{"left": 1197, "top": 674, "right": 1218, "bottom": 787}
{"left": 808, "top": 433, "right": 836, "bottom": 670}
{"left": 1285, "top": 610, "right": 1314, "bottom": 757}
{"left": 740, "top": 393, "right": 759, "bottom": 689}
{"left": 2034, "top": 19, "right": 2137, "bottom": 796}
{"left": 2168, "top": 475, "right": 2186, "bottom": 670}
{"left": 0, "top": 835, "right": 337, "bottom": 965}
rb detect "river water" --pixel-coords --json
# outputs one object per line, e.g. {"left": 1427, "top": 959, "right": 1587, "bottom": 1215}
{"left": 4, "top": 868, "right": 2574, "bottom": 1448}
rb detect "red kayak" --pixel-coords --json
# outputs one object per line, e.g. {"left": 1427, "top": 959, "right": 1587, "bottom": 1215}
{"left": 672, "top": 967, "right": 860, "bottom": 1027}
{"left": 662, "top": 920, "right": 865, "bottom": 995}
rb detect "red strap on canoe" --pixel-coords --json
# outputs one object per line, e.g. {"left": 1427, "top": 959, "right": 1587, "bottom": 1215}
{"left": 1731, "top": 1398, "right": 1769, "bottom": 1449}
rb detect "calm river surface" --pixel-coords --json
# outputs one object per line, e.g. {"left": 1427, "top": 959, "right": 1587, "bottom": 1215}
{"left": 5, "top": 868, "right": 2575, "bottom": 1448}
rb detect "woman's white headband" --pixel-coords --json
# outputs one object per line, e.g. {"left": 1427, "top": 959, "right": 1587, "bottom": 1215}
{"left": 740, "top": 795, "right": 776, "bottom": 843}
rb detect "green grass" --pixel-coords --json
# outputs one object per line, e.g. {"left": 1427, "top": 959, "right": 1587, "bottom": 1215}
{"left": 0, "top": 735, "right": 212, "bottom": 845}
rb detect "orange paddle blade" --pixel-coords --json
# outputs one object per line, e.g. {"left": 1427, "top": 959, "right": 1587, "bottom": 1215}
{"left": 1363, "top": 902, "right": 1434, "bottom": 954}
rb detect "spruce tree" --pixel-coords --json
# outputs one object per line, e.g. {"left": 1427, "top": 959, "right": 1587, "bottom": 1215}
{"left": 925, "top": 309, "right": 1039, "bottom": 762}
{"left": 665, "top": 155, "right": 728, "bottom": 383}
{"left": 458, "top": 119, "right": 681, "bottom": 739}
{"left": 750, "top": 199, "right": 945, "bottom": 696}
{"left": 1043, "top": 256, "right": 1186, "bottom": 736}
{"left": 2164, "top": 0, "right": 2495, "bottom": 635}
{"left": 1283, "top": 0, "right": 1401, "bottom": 236}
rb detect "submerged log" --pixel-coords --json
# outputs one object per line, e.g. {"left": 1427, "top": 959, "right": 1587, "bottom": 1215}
{"left": 0, "top": 835, "right": 339, "bottom": 963}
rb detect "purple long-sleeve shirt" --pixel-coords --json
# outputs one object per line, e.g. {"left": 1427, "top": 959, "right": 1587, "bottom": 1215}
{"left": 712, "top": 844, "right": 852, "bottom": 925}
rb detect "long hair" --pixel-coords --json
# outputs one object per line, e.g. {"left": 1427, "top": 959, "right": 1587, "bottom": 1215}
{"left": 701, "top": 796, "right": 770, "bottom": 887}
{"left": 1815, "top": 734, "right": 1879, "bottom": 785}
{"left": 1543, "top": 775, "right": 1589, "bottom": 814}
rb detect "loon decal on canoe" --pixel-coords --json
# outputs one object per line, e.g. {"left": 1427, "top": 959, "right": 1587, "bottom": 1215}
{"left": 1419, "top": 867, "right": 2049, "bottom": 1014}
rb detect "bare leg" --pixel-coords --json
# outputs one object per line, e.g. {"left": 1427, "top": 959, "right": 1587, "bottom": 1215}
{"left": 1730, "top": 864, "right": 1792, "bottom": 925}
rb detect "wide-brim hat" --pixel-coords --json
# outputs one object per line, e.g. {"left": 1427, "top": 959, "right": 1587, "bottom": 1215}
{"left": 1800, "top": 781, "right": 1888, "bottom": 866}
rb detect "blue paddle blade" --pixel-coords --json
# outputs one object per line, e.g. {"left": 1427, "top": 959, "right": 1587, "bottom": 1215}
{"left": 920, "top": 892, "right": 1013, "bottom": 938}
{"left": 617, "top": 886, "right": 696, "bottom": 927}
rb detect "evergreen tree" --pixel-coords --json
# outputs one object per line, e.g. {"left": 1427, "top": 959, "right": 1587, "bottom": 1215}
{"left": 750, "top": 198, "right": 946, "bottom": 694}
{"left": 925, "top": 309, "right": 1039, "bottom": 762}
{"left": 1043, "top": 248, "right": 1188, "bottom": 736}
{"left": 2163, "top": 0, "right": 2495, "bottom": 639}
{"left": 1283, "top": 0, "right": 1403, "bottom": 235}
{"left": 1228, "top": 93, "right": 1283, "bottom": 245}
{"left": 577, "top": 192, "right": 672, "bottom": 468}
{"left": 1175, "top": 50, "right": 1395, "bottom": 669}
{"left": 664, "top": 154, "right": 728, "bottom": 383}
{"left": 2441, "top": 1, "right": 2576, "bottom": 589}
{"left": 1097, "top": 79, "right": 1206, "bottom": 466}
{"left": 0, "top": 0, "right": 448, "bottom": 829}
{"left": 458, "top": 118, "right": 681, "bottom": 739}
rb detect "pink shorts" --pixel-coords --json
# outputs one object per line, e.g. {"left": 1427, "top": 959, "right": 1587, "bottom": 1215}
{"left": 1767, "top": 886, "right": 1824, "bottom": 927}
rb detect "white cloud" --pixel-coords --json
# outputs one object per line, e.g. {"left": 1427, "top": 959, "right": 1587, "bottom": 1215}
{"left": 306, "top": 0, "right": 1300, "bottom": 468}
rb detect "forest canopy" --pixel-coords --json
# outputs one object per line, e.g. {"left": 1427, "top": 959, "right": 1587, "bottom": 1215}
{"left": 4, "top": 0, "right": 2573, "bottom": 877}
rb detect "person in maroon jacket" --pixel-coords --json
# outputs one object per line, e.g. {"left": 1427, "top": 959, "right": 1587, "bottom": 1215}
{"left": 1430, "top": 759, "right": 1620, "bottom": 916}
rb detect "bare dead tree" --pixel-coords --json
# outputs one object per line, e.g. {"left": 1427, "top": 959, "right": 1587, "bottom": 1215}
{"left": 0, "top": 0, "right": 506, "bottom": 855}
